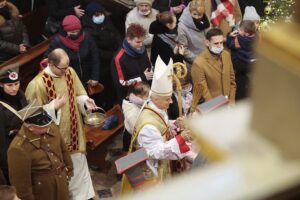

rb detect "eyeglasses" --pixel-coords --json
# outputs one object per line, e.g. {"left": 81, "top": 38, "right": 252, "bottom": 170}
{"left": 53, "top": 64, "right": 69, "bottom": 71}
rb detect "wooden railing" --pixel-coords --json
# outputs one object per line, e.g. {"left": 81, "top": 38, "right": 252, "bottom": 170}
{"left": 0, "top": 38, "right": 51, "bottom": 90}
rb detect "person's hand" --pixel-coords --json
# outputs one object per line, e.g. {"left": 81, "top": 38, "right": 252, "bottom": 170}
{"left": 144, "top": 68, "right": 153, "bottom": 80}
{"left": 181, "top": 129, "right": 193, "bottom": 142}
{"left": 173, "top": 44, "right": 179, "bottom": 54}
{"left": 230, "top": 30, "right": 239, "bottom": 37}
{"left": 53, "top": 94, "right": 67, "bottom": 110}
{"left": 178, "top": 44, "right": 185, "bottom": 55}
{"left": 88, "top": 80, "right": 99, "bottom": 87}
{"left": 85, "top": 98, "right": 98, "bottom": 111}
{"left": 175, "top": 116, "right": 186, "bottom": 130}
{"left": 74, "top": 5, "right": 84, "bottom": 18}
{"left": 19, "top": 44, "right": 27, "bottom": 53}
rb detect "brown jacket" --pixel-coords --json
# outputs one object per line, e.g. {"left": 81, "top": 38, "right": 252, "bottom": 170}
{"left": 191, "top": 48, "right": 236, "bottom": 103}
{"left": 8, "top": 124, "right": 73, "bottom": 200}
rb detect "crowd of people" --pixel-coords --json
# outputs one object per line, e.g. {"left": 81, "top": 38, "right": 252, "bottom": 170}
{"left": 0, "top": 0, "right": 263, "bottom": 199}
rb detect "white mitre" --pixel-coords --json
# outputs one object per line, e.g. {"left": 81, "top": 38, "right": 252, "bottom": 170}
{"left": 151, "top": 56, "right": 173, "bottom": 96}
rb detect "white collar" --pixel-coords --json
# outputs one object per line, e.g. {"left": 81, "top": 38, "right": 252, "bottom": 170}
{"left": 44, "top": 66, "right": 59, "bottom": 78}
{"left": 148, "top": 101, "right": 169, "bottom": 123}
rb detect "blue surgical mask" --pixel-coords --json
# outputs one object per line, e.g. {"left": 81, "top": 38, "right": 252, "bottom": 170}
{"left": 209, "top": 46, "right": 223, "bottom": 55}
{"left": 93, "top": 15, "right": 105, "bottom": 24}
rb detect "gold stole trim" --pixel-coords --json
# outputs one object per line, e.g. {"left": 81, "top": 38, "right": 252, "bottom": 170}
{"left": 129, "top": 107, "right": 171, "bottom": 181}
{"left": 42, "top": 69, "right": 79, "bottom": 152}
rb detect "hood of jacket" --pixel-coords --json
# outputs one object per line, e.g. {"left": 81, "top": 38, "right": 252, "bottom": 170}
{"left": 149, "top": 20, "right": 170, "bottom": 35}
{"left": 179, "top": 5, "right": 199, "bottom": 31}
{"left": 0, "top": 2, "right": 19, "bottom": 26}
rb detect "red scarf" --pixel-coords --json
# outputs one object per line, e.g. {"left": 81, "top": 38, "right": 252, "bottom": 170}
{"left": 59, "top": 32, "right": 85, "bottom": 52}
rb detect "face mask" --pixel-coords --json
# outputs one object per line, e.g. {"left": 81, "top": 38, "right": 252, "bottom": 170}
{"left": 209, "top": 46, "right": 223, "bottom": 55}
{"left": 93, "top": 15, "right": 105, "bottom": 24}
{"left": 138, "top": 9, "right": 151, "bottom": 16}
{"left": 68, "top": 32, "right": 81, "bottom": 40}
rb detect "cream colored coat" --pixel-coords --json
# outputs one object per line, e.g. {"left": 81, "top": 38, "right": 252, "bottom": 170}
{"left": 191, "top": 48, "right": 236, "bottom": 103}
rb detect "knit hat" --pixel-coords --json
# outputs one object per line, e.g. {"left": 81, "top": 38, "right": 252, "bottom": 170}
{"left": 86, "top": 2, "right": 105, "bottom": 16}
{"left": 243, "top": 6, "right": 260, "bottom": 21}
{"left": 62, "top": 15, "right": 81, "bottom": 32}
{"left": 134, "top": 0, "right": 154, "bottom": 6}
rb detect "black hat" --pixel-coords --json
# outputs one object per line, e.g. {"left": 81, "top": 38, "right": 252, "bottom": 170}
{"left": 86, "top": 2, "right": 105, "bottom": 16}
{"left": 0, "top": 63, "right": 20, "bottom": 83}
{"left": 18, "top": 100, "right": 53, "bottom": 127}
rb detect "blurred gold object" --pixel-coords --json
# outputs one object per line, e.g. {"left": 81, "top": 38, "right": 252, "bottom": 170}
{"left": 172, "top": 62, "right": 187, "bottom": 117}
{"left": 190, "top": 82, "right": 203, "bottom": 113}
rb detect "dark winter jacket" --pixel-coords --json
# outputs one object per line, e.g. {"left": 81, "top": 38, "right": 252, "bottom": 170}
{"left": 46, "top": 0, "right": 82, "bottom": 21}
{"left": 44, "top": 30, "right": 100, "bottom": 88}
{"left": 0, "top": 89, "right": 27, "bottom": 184}
{"left": 0, "top": 2, "right": 30, "bottom": 63}
{"left": 81, "top": 15, "right": 122, "bottom": 78}
{"left": 149, "top": 20, "right": 183, "bottom": 65}
{"left": 152, "top": 0, "right": 191, "bottom": 12}
{"left": 226, "top": 33, "right": 257, "bottom": 68}
{"left": 111, "top": 41, "right": 152, "bottom": 104}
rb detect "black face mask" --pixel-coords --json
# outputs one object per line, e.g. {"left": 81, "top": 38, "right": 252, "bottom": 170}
{"left": 192, "top": 14, "right": 209, "bottom": 31}
{"left": 0, "top": 5, "right": 11, "bottom": 20}
{"left": 68, "top": 32, "right": 81, "bottom": 40}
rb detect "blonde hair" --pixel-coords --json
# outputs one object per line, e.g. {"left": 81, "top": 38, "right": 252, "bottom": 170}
{"left": 189, "top": 0, "right": 205, "bottom": 14}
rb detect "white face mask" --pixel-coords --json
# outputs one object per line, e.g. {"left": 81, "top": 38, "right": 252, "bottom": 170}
{"left": 92, "top": 15, "right": 105, "bottom": 24}
{"left": 138, "top": 9, "right": 151, "bottom": 16}
{"left": 209, "top": 46, "right": 224, "bottom": 55}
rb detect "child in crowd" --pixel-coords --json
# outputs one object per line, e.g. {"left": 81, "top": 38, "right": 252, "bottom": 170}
{"left": 243, "top": 6, "right": 261, "bottom": 30}
{"left": 0, "top": 185, "right": 20, "bottom": 200}
{"left": 226, "top": 20, "right": 257, "bottom": 100}
{"left": 168, "top": 75, "right": 193, "bottom": 119}
{"left": 122, "top": 82, "right": 150, "bottom": 151}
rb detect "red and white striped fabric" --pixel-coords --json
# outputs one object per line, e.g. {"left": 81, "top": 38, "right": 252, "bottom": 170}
{"left": 211, "top": 0, "right": 236, "bottom": 27}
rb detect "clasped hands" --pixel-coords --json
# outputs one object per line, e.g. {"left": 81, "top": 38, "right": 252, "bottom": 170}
{"left": 175, "top": 117, "right": 193, "bottom": 142}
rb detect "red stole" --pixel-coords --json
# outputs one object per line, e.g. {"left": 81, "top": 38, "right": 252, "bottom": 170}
{"left": 42, "top": 69, "right": 79, "bottom": 152}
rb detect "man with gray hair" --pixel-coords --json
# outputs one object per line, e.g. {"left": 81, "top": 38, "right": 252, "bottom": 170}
{"left": 125, "top": 56, "right": 195, "bottom": 188}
